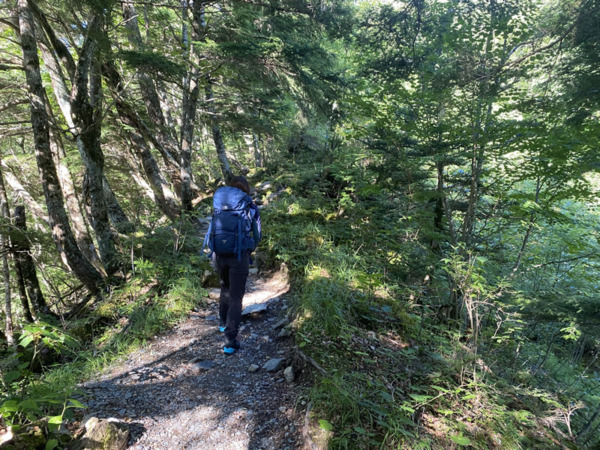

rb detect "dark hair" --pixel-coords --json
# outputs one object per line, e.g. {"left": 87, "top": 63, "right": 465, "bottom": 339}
{"left": 229, "top": 176, "right": 250, "bottom": 194}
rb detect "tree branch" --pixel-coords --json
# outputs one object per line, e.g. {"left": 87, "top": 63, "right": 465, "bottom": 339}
{"left": 533, "top": 252, "right": 598, "bottom": 269}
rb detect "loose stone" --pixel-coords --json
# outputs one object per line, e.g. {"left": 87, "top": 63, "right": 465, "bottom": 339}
{"left": 262, "top": 358, "right": 285, "bottom": 372}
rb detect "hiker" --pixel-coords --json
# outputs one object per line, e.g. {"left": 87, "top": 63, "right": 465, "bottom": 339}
{"left": 203, "top": 176, "right": 261, "bottom": 354}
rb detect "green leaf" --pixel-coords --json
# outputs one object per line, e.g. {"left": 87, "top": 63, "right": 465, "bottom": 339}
{"left": 46, "top": 439, "right": 59, "bottom": 450}
{"left": 48, "top": 415, "right": 63, "bottom": 432}
{"left": 400, "top": 404, "right": 415, "bottom": 413}
{"left": 19, "top": 334, "right": 34, "bottom": 348}
{"left": 4, "top": 371, "right": 22, "bottom": 383}
{"left": 319, "top": 419, "right": 333, "bottom": 431}
{"left": 450, "top": 434, "right": 471, "bottom": 445}
{"left": 431, "top": 385, "right": 450, "bottom": 393}
{"left": 354, "top": 426, "right": 367, "bottom": 434}
{"left": 409, "top": 394, "right": 432, "bottom": 403}
{"left": 1, "top": 400, "right": 19, "bottom": 412}
{"left": 18, "top": 399, "right": 38, "bottom": 412}
{"left": 379, "top": 391, "right": 394, "bottom": 402}
{"left": 67, "top": 399, "right": 86, "bottom": 409}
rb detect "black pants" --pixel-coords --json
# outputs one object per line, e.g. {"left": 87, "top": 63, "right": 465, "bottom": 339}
{"left": 213, "top": 253, "right": 249, "bottom": 342}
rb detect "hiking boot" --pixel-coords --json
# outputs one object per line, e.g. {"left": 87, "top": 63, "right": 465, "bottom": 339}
{"left": 223, "top": 340, "right": 241, "bottom": 355}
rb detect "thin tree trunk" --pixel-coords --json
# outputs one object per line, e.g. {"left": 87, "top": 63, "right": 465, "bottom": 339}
{"left": 14, "top": 258, "right": 34, "bottom": 323}
{"left": 253, "top": 132, "right": 262, "bottom": 168}
{"left": 205, "top": 83, "right": 232, "bottom": 182}
{"left": 179, "top": 0, "right": 208, "bottom": 211}
{"left": 17, "top": 0, "right": 103, "bottom": 293}
{"left": 512, "top": 175, "right": 542, "bottom": 275}
{"left": 12, "top": 206, "right": 51, "bottom": 316}
{"left": 102, "top": 175, "right": 134, "bottom": 233}
{"left": 0, "top": 170, "right": 14, "bottom": 346}
{"left": 124, "top": 132, "right": 179, "bottom": 220}
{"left": 121, "top": 0, "right": 180, "bottom": 153}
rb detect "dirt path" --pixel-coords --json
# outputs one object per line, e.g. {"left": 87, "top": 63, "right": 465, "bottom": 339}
{"left": 79, "top": 269, "right": 314, "bottom": 449}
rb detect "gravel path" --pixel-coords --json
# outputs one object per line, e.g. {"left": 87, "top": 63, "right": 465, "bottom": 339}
{"left": 80, "top": 269, "right": 315, "bottom": 449}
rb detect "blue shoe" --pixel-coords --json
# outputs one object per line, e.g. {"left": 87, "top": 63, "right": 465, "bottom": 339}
{"left": 219, "top": 326, "right": 226, "bottom": 333}
{"left": 224, "top": 340, "right": 240, "bottom": 355}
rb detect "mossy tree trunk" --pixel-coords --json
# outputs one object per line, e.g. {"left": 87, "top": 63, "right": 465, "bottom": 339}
{"left": 17, "top": 0, "right": 103, "bottom": 293}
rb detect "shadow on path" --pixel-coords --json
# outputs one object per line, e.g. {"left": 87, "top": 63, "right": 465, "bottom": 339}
{"left": 80, "top": 270, "right": 308, "bottom": 450}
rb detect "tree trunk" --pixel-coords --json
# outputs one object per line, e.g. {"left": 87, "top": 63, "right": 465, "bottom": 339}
{"left": 102, "top": 175, "right": 134, "bottom": 233}
{"left": 101, "top": 60, "right": 180, "bottom": 220}
{"left": 121, "top": 1, "right": 180, "bottom": 153}
{"left": 0, "top": 169, "right": 14, "bottom": 346}
{"left": 179, "top": 0, "right": 208, "bottom": 212}
{"left": 205, "top": 83, "right": 232, "bottom": 182}
{"left": 14, "top": 258, "right": 34, "bottom": 323}
{"left": 45, "top": 95, "right": 104, "bottom": 272}
{"left": 17, "top": 0, "right": 103, "bottom": 293}
{"left": 70, "top": 16, "right": 118, "bottom": 274}
{"left": 12, "top": 206, "right": 51, "bottom": 317}
{"left": 253, "top": 132, "right": 262, "bottom": 168}
{"left": 36, "top": 10, "right": 119, "bottom": 274}
{"left": 124, "top": 132, "right": 180, "bottom": 220}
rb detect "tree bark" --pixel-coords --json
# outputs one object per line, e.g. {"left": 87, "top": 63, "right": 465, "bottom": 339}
{"left": 69, "top": 15, "right": 118, "bottom": 273}
{"left": 179, "top": 0, "right": 208, "bottom": 212}
{"left": 35, "top": 8, "right": 120, "bottom": 273}
{"left": 0, "top": 168, "right": 14, "bottom": 346}
{"left": 17, "top": 0, "right": 103, "bottom": 293}
{"left": 12, "top": 206, "right": 51, "bottom": 316}
{"left": 101, "top": 175, "right": 134, "bottom": 233}
{"left": 121, "top": 1, "right": 180, "bottom": 151}
{"left": 45, "top": 94, "right": 104, "bottom": 272}
{"left": 253, "top": 132, "right": 262, "bottom": 168}
{"left": 14, "top": 258, "right": 34, "bottom": 323}
{"left": 205, "top": 82, "right": 232, "bottom": 182}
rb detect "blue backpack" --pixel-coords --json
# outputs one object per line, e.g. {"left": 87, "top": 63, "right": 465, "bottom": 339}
{"left": 202, "top": 187, "right": 255, "bottom": 260}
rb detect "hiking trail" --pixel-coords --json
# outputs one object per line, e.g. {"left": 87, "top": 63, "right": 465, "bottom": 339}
{"left": 79, "top": 268, "right": 320, "bottom": 449}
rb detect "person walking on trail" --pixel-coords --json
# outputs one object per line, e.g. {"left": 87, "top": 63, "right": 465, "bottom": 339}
{"left": 203, "top": 176, "right": 261, "bottom": 354}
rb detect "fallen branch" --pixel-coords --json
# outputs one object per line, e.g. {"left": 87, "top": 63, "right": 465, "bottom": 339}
{"left": 295, "top": 347, "right": 326, "bottom": 375}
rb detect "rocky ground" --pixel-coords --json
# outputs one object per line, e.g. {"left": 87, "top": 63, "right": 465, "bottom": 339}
{"left": 78, "top": 268, "right": 319, "bottom": 449}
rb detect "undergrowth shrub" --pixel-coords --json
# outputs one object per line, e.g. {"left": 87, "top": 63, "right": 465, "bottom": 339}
{"left": 1, "top": 218, "right": 208, "bottom": 446}
{"left": 259, "top": 161, "right": 597, "bottom": 448}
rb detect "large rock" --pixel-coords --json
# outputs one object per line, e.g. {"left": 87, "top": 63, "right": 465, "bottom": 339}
{"left": 242, "top": 303, "right": 267, "bottom": 317}
{"left": 208, "top": 288, "right": 220, "bottom": 300}
{"left": 69, "top": 418, "right": 129, "bottom": 450}
{"left": 262, "top": 358, "right": 285, "bottom": 372}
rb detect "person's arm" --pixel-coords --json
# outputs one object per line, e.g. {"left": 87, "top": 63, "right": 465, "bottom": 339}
{"left": 251, "top": 204, "right": 261, "bottom": 244}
